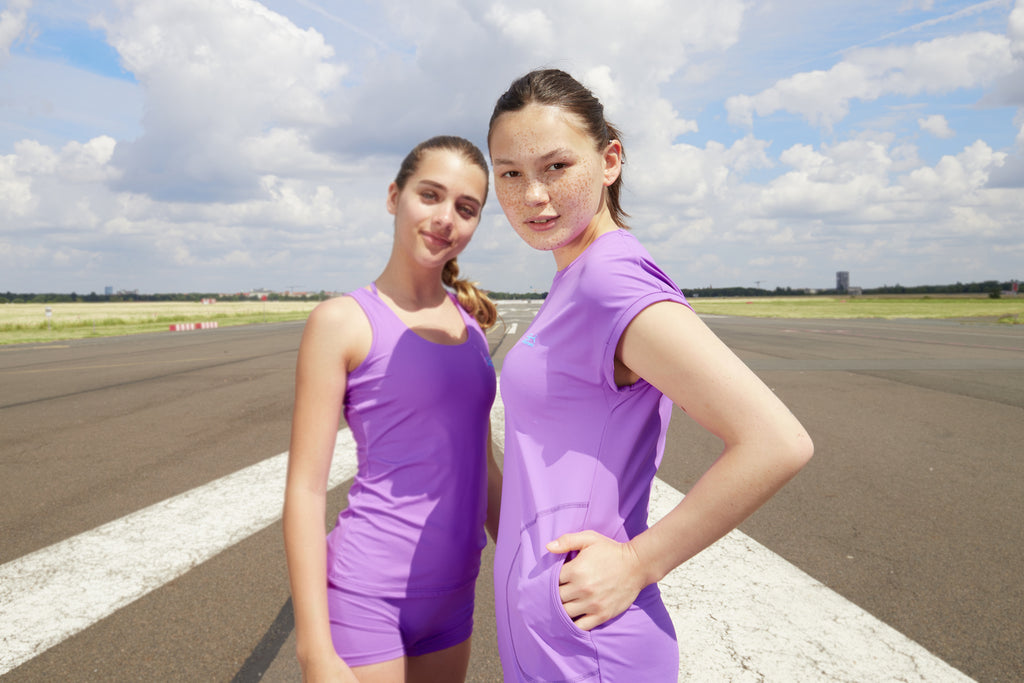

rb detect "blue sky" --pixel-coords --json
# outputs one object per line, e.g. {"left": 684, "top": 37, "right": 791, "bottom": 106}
{"left": 1, "top": 0, "right": 1022, "bottom": 294}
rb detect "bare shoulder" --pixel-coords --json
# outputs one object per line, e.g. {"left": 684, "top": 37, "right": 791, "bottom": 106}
{"left": 307, "top": 294, "right": 365, "bottom": 328}
{"left": 301, "top": 295, "right": 371, "bottom": 370}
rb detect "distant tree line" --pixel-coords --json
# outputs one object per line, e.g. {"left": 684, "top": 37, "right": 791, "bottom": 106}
{"left": 857, "top": 280, "right": 1013, "bottom": 296}
{"left": 682, "top": 285, "right": 806, "bottom": 298}
{"left": 486, "top": 291, "right": 548, "bottom": 300}
{"left": 0, "top": 291, "right": 331, "bottom": 304}
{"left": 682, "top": 280, "right": 1018, "bottom": 298}
{"left": 1, "top": 280, "right": 1017, "bottom": 304}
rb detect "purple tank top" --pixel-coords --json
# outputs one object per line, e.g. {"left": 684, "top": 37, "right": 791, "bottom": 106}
{"left": 326, "top": 284, "right": 496, "bottom": 597}
{"left": 495, "top": 230, "right": 690, "bottom": 680}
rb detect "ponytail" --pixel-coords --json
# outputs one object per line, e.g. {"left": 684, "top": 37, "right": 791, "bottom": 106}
{"left": 443, "top": 258, "right": 498, "bottom": 330}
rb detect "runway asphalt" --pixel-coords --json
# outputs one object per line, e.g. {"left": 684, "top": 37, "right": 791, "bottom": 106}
{"left": 1, "top": 301, "right": 1021, "bottom": 682}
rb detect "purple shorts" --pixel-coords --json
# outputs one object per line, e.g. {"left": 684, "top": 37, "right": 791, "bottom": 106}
{"left": 327, "top": 580, "right": 475, "bottom": 667}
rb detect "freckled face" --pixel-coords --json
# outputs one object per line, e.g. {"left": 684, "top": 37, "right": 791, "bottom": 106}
{"left": 387, "top": 149, "right": 487, "bottom": 269}
{"left": 489, "top": 104, "right": 619, "bottom": 264}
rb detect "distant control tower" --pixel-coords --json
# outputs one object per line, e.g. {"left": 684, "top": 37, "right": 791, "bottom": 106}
{"left": 836, "top": 271, "right": 849, "bottom": 294}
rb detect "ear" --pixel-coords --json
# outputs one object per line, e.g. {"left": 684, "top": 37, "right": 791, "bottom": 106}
{"left": 386, "top": 181, "right": 400, "bottom": 215}
{"left": 602, "top": 139, "right": 623, "bottom": 188}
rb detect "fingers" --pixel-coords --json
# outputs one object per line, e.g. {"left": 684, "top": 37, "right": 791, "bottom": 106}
{"left": 559, "top": 593, "right": 612, "bottom": 632}
{"left": 546, "top": 529, "right": 601, "bottom": 553}
{"left": 547, "top": 532, "right": 645, "bottom": 631}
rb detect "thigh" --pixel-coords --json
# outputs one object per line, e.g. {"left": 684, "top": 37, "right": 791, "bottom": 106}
{"left": 406, "top": 638, "right": 471, "bottom": 683}
{"left": 350, "top": 657, "right": 406, "bottom": 683}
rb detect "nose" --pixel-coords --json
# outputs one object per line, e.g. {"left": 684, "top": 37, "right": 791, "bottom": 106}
{"left": 525, "top": 179, "right": 548, "bottom": 206}
{"left": 433, "top": 202, "right": 454, "bottom": 231}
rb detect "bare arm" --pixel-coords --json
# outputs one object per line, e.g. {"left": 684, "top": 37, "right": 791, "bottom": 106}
{"left": 485, "top": 423, "right": 502, "bottom": 543}
{"left": 282, "top": 298, "right": 368, "bottom": 681}
{"left": 551, "top": 301, "right": 813, "bottom": 630}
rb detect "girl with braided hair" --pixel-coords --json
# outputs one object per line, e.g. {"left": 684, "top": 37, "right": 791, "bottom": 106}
{"left": 284, "top": 135, "right": 501, "bottom": 683}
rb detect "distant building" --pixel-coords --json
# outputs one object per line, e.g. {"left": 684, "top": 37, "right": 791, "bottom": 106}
{"left": 836, "top": 271, "right": 850, "bottom": 293}
{"left": 104, "top": 286, "right": 113, "bottom": 296}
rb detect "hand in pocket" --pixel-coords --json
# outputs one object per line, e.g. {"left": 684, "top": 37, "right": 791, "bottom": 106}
{"left": 547, "top": 530, "right": 646, "bottom": 631}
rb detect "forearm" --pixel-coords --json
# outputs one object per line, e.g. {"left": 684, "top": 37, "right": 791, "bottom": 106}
{"left": 282, "top": 487, "right": 336, "bottom": 665}
{"left": 631, "top": 437, "right": 812, "bottom": 586}
{"left": 485, "top": 449, "right": 503, "bottom": 542}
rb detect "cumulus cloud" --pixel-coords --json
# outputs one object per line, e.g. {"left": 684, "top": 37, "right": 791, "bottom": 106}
{"left": 919, "top": 114, "right": 955, "bottom": 138}
{"left": 95, "top": 0, "right": 347, "bottom": 201}
{"left": 727, "top": 32, "right": 1018, "bottom": 129}
{"left": 0, "top": 0, "right": 31, "bottom": 65}
{"left": 2, "top": 0, "right": 1022, "bottom": 293}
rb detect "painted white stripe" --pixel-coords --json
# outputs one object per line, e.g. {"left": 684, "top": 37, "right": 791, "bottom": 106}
{"left": 648, "top": 481, "right": 973, "bottom": 681}
{"left": 507, "top": 322, "right": 518, "bottom": 336}
{"left": 0, "top": 431, "right": 359, "bottom": 674}
{"left": 0, "top": 382, "right": 972, "bottom": 681}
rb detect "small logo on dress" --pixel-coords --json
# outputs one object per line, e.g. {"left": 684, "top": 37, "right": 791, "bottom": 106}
{"left": 521, "top": 334, "right": 537, "bottom": 347}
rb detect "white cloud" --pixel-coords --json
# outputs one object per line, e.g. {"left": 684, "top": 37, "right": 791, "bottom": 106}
{"left": 727, "top": 32, "right": 1018, "bottom": 129}
{"left": 94, "top": 0, "right": 347, "bottom": 201}
{"left": 918, "top": 114, "right": 955, "bottom": 138}
{"left": 1011, "top": 0, "right": 1024, "bottom": 54}
{"left": 0, "top": 152, "right": 35, "bottom": 218}
{"left": 484, "top": 4, "right": 554, "bottom": 45}
{"left": 0, "top": 0, "right": 31, "bottom": 65}
{"left": 902, "top": 140, "right": 1006, "bottom": 199}
{"left": 2, "top": 0, "right": 1022, "bottom": 293}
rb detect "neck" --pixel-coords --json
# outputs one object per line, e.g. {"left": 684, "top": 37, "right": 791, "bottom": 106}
{"left": 553, "top": 208, "right": 619, "bottom": 270}
{"left": 376, "top": 256, "right": 447, "bottom": 310}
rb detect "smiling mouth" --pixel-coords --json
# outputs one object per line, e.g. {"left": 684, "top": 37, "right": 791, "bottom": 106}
{"left": 527, "top": 216, "right": 558, "bottom": 228}
{"left": 423, "top": 232, "right": 452, "bottom": 247}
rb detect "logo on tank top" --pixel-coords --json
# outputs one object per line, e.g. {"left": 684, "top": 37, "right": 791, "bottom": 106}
{"left": 521, "top": 334, "right": 537, "bottom": 347}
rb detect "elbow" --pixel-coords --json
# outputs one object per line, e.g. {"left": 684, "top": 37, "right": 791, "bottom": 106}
{"left": 786, "top": 430, "right": 814, "bottom": 472}
{"left": 756, "top": 425, "right": 812, "bottom": 475}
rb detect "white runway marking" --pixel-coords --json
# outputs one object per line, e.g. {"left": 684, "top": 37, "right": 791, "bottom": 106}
{"left": 648, "top": 481, "right": 973, "bottom": 681}
{"left": 0, "top": 432, "right": 358, "bottom": 674}
{"left": 0, "top": 387, "right": 973, "bottom": 681}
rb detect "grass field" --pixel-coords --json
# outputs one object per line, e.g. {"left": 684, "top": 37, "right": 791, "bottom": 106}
{"left": 687, "top": 295, "right": 1024, "bottom": 322}
{"left": 1, "top": 295, "right": 1021, "bottom": 346}
{"left": 0, "top": 300, "right": 319, "bottom": 345}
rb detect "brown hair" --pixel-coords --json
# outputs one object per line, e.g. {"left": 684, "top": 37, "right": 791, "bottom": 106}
{"left": 487, "top": 69, "right": 629, "bottom": 229}
{"left": 394, "top": 136, "right": 498, "bottom": 329}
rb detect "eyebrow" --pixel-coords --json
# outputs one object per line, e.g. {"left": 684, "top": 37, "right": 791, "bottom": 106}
{"left": 492, "top": 148, "right": 574, "bottom": 167}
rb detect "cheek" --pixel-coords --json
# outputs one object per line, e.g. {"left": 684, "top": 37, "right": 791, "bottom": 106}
{"left": 460, "top": 219, "right": 480, "bottom": 241}
{"left": 553, "top": 170, "right": 599, "bottom": 218}
{"left": 494, "top": 183, "right": 518, "bottom": 214}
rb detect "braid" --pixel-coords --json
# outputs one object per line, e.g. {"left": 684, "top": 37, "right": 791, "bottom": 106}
{"left": 443, "top": 259, "right": 498, "bottom": 330}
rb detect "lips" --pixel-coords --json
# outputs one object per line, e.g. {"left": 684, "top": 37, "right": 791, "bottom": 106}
{"left": 526, "top": 215, "right": 559, "bottom": 230}
{"left": 422, "top": 231, "right": 452, "bottom": 247}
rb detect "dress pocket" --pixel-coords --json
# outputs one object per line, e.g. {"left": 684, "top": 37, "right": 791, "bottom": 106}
{"left": 503, "top": 504, "right": 600, "bottom": 683}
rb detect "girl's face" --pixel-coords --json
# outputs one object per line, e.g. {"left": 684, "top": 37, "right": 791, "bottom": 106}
{"left": 489, "top": 103, "right": 621, "bottom": 265}
{"left": 387, "top": 149, "right": 488, "bottom": 270}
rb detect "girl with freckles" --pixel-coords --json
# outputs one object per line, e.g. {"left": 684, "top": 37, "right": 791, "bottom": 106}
{"left": 283, "top": 136, "right": 502, "bottom": 683}
{"left": 487, "top": 69, "right": 814, "bottom": 681}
